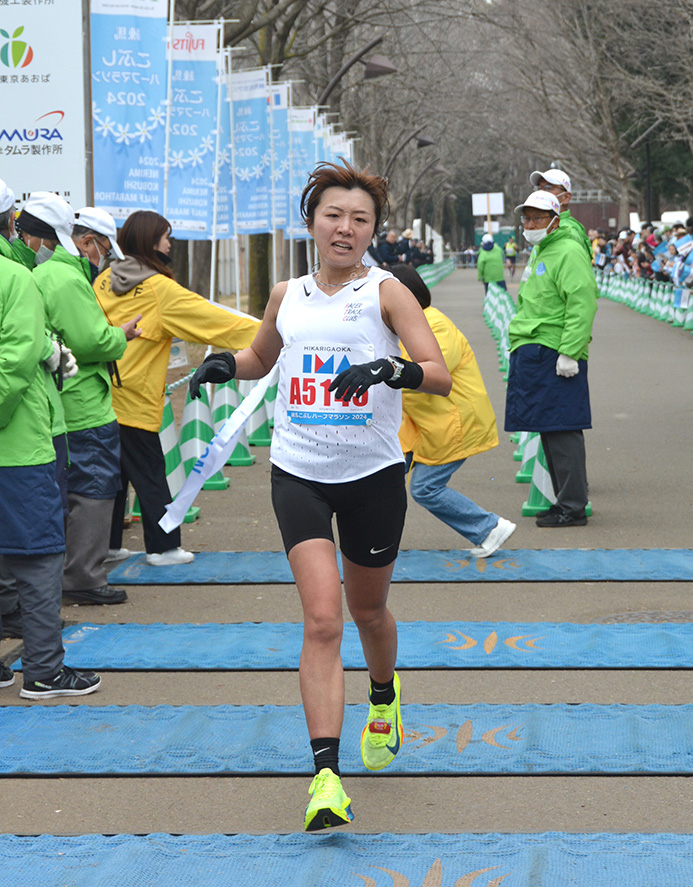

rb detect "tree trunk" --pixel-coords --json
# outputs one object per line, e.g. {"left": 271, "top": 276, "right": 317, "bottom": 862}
{"left": 248, "top": 232, "right": 271, "bottom": 315}
{"left": 190, "top": 241, "right": 212, "bottom": 298}
{"left": 617, "top": 177, "right": 631, "bottom": 231}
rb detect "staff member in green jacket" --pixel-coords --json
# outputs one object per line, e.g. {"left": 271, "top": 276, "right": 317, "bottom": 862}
{"left": 0, "top": 256, "right": 101, "bottom": 698}
{"left": 529, "top": 169, "right": 593, "bottom": 263}
{"left": 505, "top": 191, "right": 598, "bottom": 528}
{"left": 0, "top": 180, "right": 76, "bottom": 638}
{"left": 17, "top": 193, "right": 141, "bottom": 606}
{"left": 476, "top": 233, "right": 507, "bottom": 294}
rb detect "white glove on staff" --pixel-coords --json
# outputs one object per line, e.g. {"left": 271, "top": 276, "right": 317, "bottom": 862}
{"left": 46, "top": 340, "right": 79, "bottom": 378}
{"left": 556, "top": 354, "right": 579, "bottom": 377}
{"left": 60, "top": 344, "right": 79, "bottom": 378}
{"left": 46, "top": 340, "right": 62, "bottom": 372}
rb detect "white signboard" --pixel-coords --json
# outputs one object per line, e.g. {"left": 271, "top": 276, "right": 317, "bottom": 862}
{"left": 483, "top": 221, "right": 500, "bottom": 233}
{"left": 472, "top": 192, "right": 505, "bottom": 217}
{"left": 0, "top": 0, "right": 89, "bottom": 206}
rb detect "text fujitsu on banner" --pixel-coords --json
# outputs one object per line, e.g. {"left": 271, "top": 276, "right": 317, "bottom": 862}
{"left": 230, "top": 68, "right": 272, "bottom": 234}
{"left": 90, "top": 0, "right": 167, "bottom": 220}
{"left": 270, "top": 82, "right": 290, "bottom": 230}
{"left": 286, "top": 106, "right": 315, "bottom": 240}
{"left": 165, "top": 23, "right": 220, "bottom": 239}
{"left": 0, "top": 0, "right": 88, "bottom": 206}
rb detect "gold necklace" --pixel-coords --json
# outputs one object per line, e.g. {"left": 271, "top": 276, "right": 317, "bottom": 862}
{"left": 314, "top": 264, "right": 368, "bottom": 288}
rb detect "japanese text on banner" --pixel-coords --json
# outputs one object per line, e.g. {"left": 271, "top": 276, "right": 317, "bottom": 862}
{"left": 90, "top": 0, "right": 167, "bottom": 220}
{"left": 165, "top": 22, "right": 220, "bottom": 239}
{"left": 230, "top": 67, "right": 272, "bottom": 234}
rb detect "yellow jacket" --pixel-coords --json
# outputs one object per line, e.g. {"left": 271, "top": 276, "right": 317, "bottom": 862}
{"left": 399, "top": 306, "right": 498, "bottom": 464}
{"left": 94, "top": 263, "right": 260, "bottom": 431}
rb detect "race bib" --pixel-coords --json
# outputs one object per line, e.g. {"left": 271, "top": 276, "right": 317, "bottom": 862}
{"left": 282, "top": 342, "right": 375, "bottom": 426}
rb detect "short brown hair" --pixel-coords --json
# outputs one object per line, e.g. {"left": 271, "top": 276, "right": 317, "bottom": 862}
{"left": 118, "top": 211, "right": 174, "bottom": 279}
{"left": 300, "top": 159, "right": 389, "bottom": 236}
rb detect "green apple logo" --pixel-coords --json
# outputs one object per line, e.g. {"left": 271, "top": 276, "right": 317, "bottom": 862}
{"left": 0, "top": 27, "right": 34, "bottom": 68}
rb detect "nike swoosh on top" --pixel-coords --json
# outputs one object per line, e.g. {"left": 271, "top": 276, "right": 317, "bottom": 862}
{"left": 303, "top": 284, "right": 310, "bottom": 297}
{"left": 370, "top": 545, "right": 392, "bottom": 555}
{"left": 352, "top": 282, "right": 367, "bottom": 291}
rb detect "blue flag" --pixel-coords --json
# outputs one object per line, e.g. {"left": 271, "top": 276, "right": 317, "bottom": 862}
{"left": 231, "top": 68, "right": 272, "bottom": 234}
{"left": 90, "top": 0, "right": 168, "bottom": 220}
{"left": 165, "top": 23, "right": 221, "bottom": 239}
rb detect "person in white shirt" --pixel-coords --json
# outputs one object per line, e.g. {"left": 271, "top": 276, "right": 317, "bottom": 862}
{"left": 189, "top": 160, "right": 450, "bottom": 833}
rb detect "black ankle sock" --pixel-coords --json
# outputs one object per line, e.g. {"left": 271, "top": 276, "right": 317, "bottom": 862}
{"left": 369, "top": 676, "right": 395, "bottom": 706}
{"left": 310, "top": 737, "right": 340, "bottom": 776}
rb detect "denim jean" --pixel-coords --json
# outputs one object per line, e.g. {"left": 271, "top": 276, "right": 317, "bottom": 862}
{"left": 405, "top": 454, "right": 498, "bottom": 546}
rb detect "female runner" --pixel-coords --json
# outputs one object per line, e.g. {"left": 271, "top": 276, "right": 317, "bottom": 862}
{"left": 189, "top": 161, "right": 451, "bottom": 831}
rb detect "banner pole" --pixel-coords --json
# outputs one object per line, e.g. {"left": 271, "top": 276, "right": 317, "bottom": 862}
{"left": 227, "top": 49, "right": 242, "bottom": 311}
{"left": 268, "top": 67, "right": 278, "bottom": 288}
{"left": 287, "top": 82, "right": 295, "bottom": 279}
{"left": 163, "top": 0, "right": 176, "bottom": 218}
{"left": 208, "top": 20, "right": 223, "bottom": 305}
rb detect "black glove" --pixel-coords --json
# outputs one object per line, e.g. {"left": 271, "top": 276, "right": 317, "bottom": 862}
{"left": 189, "top": 352, "right": 237, "bottom": 399}
{"left": 328, "top": 358, "right": 394, "bottom": 402}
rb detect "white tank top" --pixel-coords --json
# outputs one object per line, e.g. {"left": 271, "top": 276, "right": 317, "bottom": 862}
{"left": 271, "top": 267, "right": 404, "bottom": 483}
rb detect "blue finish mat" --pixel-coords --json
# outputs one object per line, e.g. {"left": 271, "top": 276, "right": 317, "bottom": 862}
{"left": 106, "top": 548, "right": 693, "bottom": 584}
{"left": 27, "top": 620, "right": 693, "bottom": 670}
{"left": 2, "top": 703, "right": 693, "bottom": 775}
{"left": 1, "top": 833, "right": 692, "bottom": 887}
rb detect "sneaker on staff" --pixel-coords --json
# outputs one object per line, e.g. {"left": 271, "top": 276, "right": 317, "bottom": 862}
{"left": 360, "top": 671, "right": 404, "bottom": 771}
{"left": 304, "top": 768, "right": 354, "bottom": 832}
{"left": 470, "top": 517, "right": 516, "bottom": 558}
{"left": 145, "top": 547, "right": 194, "bottom": 566}
{"left": 0, "top": 663, "right": 15, "bottom": 688}
{"left": 20, "top": 666, "right": 101, "bottom": 699}
{"left": 105, "top": 547, "right": 131, "bottom": 563}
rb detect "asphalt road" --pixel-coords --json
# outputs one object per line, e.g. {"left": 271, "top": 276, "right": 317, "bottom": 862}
{"left": 1, "top": 267, "right": 692, "bottom": 836}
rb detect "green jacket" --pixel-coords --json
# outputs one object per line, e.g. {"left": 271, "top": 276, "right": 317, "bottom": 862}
{"left": 509, "top": 226, "right": 597, "bottom": 360}
{"left": 560, "top": 209, "right": 593, "bottom": 263}
{"left": 0, "top": 256, "right": 54, "bottom": 467}
{"left": 477, "top": 243, "right": 505, "bottom": 283}
{"left": 1, "top": 234, "right": 66, "bottom": 436}
{"left": 32, "top": 245, "right": 127, "bottom": 432}
{"left": 0, "top": 232, "right": 37, "bottom": 269}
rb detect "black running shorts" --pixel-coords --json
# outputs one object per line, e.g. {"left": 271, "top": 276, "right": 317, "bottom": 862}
{"left": 270, "top": 462, "right": 407, "bottom": 567}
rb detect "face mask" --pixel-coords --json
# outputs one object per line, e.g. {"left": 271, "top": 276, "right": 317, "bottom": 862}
{"left": 95, "top": 242, "right": 109, "bottom": 272}
{"left": 35, "top": 242, "right": 54, "bottom": 265}
{"left": 523, "top": 217, "right": 557, "bottom": 245}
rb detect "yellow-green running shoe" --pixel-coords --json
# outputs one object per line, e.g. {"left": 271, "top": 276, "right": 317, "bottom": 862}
{"left": 360, "top": 671, "right": 403, "bottom": 771}
{"left": 304, "top": 768, "right": 354, "bottom": 832}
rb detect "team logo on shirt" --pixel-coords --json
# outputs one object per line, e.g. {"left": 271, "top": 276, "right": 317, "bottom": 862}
{"left": 342, "top": 301, "right": 364, "bottom": 322}
{"left": 302, "top": 352, "right": 352, "bottom": 374}
{"left": 536, "top": 262, "right": 546, "bottom": 276}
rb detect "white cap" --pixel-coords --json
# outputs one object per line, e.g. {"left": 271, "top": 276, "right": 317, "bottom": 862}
{"left": 529, "top": 168, "right": 572, "bottom": 192}
{"left": 515, "top": 191, "right": 561, "bottom": 216}
{"left": 0, "top": 178, "right": 15, "bottom": 214}
{"left": 76, "top": 206, "right": 124, "bottom": 259}
{"left": 23, "top": 191, "right": 79, "bottom": 256}
{"left": 481, "top": 233, "right": 493, "bottom": 243}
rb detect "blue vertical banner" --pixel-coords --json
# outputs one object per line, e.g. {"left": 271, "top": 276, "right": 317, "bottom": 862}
{"left": 285, "top": 106, "right": 315, "bottom": 240}
{"left": 314, "top": 113, "right": 327, "bottom": 165}
{"left": 214, "top": 48, "right": 234, "bottom": 239}
{"left": 164, "top": 22, "right": 220, "bottom": 238}
{"left": 270, "top": 81, "right": 290, "bottom": 231}
{"left": 230, "top": 67, "right": 272, "bottom": 235}
{"left": 90, "top": 0, "right": 168, "bottom": 220}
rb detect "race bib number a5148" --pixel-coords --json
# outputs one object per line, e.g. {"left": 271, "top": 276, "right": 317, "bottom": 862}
{"left": 284, "top": 343, "right": 374, "bottom": 426}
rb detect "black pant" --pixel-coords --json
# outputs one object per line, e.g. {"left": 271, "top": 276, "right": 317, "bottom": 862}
{"left": 540, "top": 430, "right": 588, "bottom": 517}
{"left": 110, "top": 425, "right": 181, "bottom": 554}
